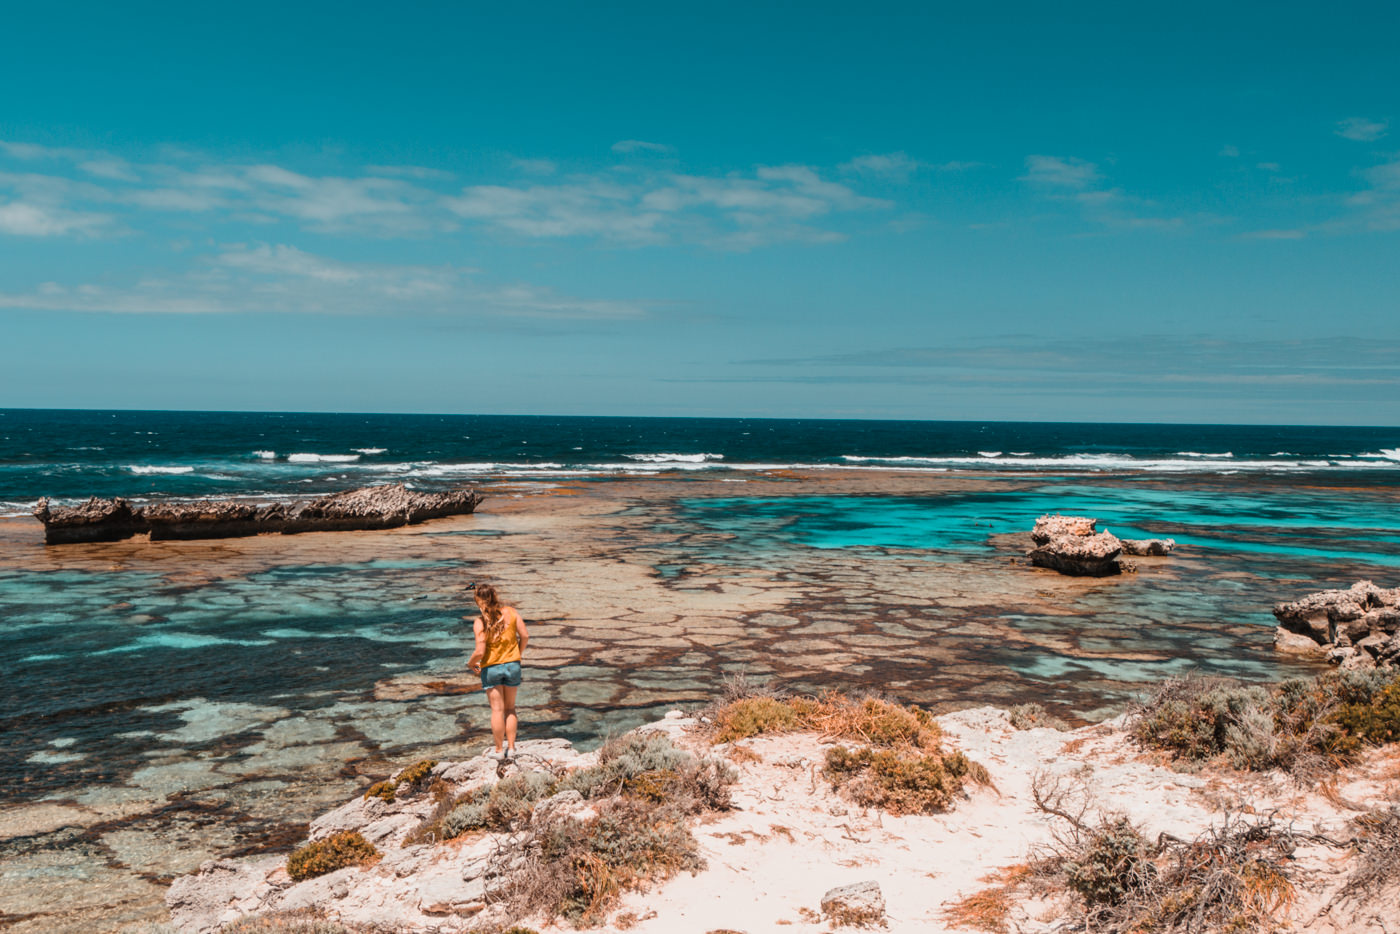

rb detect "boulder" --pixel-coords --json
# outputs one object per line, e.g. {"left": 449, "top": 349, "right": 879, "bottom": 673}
{"left": 820, "top": 880, "right": 886, "bottom": 927}
{"left": 1027, "top": 515, "right": 1124, "bottom": 577}
{"left": 1273, "top": 581, "right": 1400, "bottom": 668}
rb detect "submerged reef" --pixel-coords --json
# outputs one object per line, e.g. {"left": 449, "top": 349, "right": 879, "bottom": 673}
{"left": 1026, "top": 513, "right": 1175, "bottom": 576}
{"left": 31, "top": 483, "right": 482, "bottom": 544}
{"left": 1274, "top": 580, "right": 1400, "bottom": 669}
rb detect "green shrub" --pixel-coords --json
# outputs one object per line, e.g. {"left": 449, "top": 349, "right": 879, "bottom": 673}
{"left": 523, "top": 797, "right": 705, "bottom": 924}
{"left": 285, "top": 832, "right": 379, "bottom": 882}
{"left": 1131, "top": 670, "right": 1400, "bottom": 778}
{"left": 1062, "top": 817, "right": 1153, "bottom": 907}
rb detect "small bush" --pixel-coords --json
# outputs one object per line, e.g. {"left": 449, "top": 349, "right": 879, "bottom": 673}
{"left": 712, "top": 696, "right": 801, "bottom": 742}
{"left": 560, "top": 732, "right": 694, "bottom": 799}
{"left": 1062, "top": 817, "right": 1153, "bottom": 907}
{"left": 362, "top": 780, "right": 396, "bottom": 802}
{"left": 824, "top": 745, "right": 981, "bottom": 815}
{"left": 285, "top": 832, "right": 379, "bottom": 882}
{"left": 513, "top": 797, "right": 705, "bottom": 924}
{"left": 1007, "top": 703, "right": 1071, "bottom": 732}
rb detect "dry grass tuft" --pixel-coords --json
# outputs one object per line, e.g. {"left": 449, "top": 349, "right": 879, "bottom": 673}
{"left": 1342, "top": 804, "right": 1400, "bottom": 904}
{"left": 219, "top": 913, "right": 366, "bottom": 933}
{"left": 707, "top": 690, "right": 943, "bottom": 750}
{"left": 942, "top": 865, "right": 1034, "bottom": 933}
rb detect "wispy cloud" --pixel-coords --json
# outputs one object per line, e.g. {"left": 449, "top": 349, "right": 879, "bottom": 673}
{"left": 447, "top": 164, "right": 890, "bottom": 248}
{"left": 1019, "top": 155, "right": 1184, "bottom": 231}
{"left": 0, "top": 139, "right": 893, "bottom": 248}
{"left": 1241, "top": 228, "right": 1306, "bottom": 240}
{"left": 1020, "top": 155, "right": 1101, "bottom": 189}
{"left": 611, "top": 139, "right": 674, "bottom": 155}
{"left": 0, "top": 242, "right": 635, "bottom": 320}
{"left": 1336, "top": 117, "right": 1389, "bottom": 142}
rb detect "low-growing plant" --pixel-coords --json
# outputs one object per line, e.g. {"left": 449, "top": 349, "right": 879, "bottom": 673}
{"left": 824, "top": 744, "right": 986, "bottom": 815}
{"left": 1007, "top": 703, "right": 1071, "bottom": 732}
{"left": 1024, "top": 772, "right": 1310, "bottom": 932}
{"left": 707, "top": 690, "right": 942, "bottom": 750}
{"left": 1130, "top": 669, "right": 1400, "bottom": 780}
{"left": 509, "top": 796, "right": 706, "bottom": 925}
{"left": 1341, "top": 804, "right": 1400, "bottom": 904}
{"left": 285, "top": 832, "right": 379, "bottom": 882}
{"left": 361, "top": 758, "right": 438, "bottom": 803}
{"left": 220, "top": 914, "right": 366, "bottom": 933}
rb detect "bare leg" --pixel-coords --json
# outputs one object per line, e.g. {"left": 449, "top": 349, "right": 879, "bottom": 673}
{"left": 485, "top": 686, "right": 506, "bottom": 753}
{"left": 502, "top": 685, "right": 519, "bottom": 752}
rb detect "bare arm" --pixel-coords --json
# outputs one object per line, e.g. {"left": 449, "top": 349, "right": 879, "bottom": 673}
{"left": 516, "top": 613, "right": 530, "bottom": 654}
{"left": 468, "top": 617, "right": 486, "bottom": 672}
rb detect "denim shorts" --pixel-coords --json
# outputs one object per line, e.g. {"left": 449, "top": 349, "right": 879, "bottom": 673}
{"left": 480, "top": 660, "right": 523, "bottom": 689}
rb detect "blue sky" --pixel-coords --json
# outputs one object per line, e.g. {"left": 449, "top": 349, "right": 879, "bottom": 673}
{"left": 1, "top": 1, "right": 1397, "bottom": 423}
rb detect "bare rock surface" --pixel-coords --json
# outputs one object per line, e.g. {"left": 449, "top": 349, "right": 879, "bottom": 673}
{"left": 32, "top": 484, "right": 482, "bottom": 544}
{"left": 1273, "top": 580, "right": 1400, "bottom": 668}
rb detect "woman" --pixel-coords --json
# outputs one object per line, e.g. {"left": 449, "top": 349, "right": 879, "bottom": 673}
{"left": 467, "top": 583, "right": 529, "bottom": 759}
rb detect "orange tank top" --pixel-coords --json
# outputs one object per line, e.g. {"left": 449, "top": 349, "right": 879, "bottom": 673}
{"left": 481, "top": 606, "right": 523, "bottom": 667}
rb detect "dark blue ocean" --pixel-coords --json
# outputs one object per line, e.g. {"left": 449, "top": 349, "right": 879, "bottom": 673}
{"left": 2, "top": 409, "right": 1398, "bottom": 511}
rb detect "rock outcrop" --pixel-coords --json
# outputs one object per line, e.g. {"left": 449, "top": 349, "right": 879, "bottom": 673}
{"left": 1273, "top": 580, "right": 1400, "bottom": 669}
{"left": 1121, "top": 537, "right": 1177, "bottom": 557}
{"left": 1026, "top": 515, "right": 1175, "bottom": 576}
{"left": 32, "top": 484, "right": 482, "bottom": 545}
{"left": 1028, "top": 514, "right": 1124, "bottom": 576}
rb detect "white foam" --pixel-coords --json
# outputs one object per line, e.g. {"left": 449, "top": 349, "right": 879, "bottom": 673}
{"left": 1370, "top": 448, "right": 1400, "bottom": 461}
{"left": 624, "top": 453, "right": 725, "bottom": 463}
{"left": 286, "top": 453, "right": 361, "bottom": 464}
{"left": 252, "top": 450, "right": 276, "bottom": 459}
{"left": 126, "top": 465, "right": 196, "bottom": 475}
{"left": 978, "top": 451, "right": 1002, "bottom": 458}
{"left": 838, "top": 453, "right": 1397, "bottom": 472}
{"left": 1176, "top": 452, "right": 1233, "bottom": 458}
{"left": 353, "top": 447, "right": 387, "bottom": 455}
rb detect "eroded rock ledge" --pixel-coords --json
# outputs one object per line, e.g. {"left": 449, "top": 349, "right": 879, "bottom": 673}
{"left": 31, "top": 484, "right": 482, "bottom": 545}
{"left": 1027, "top": 514, "right": 1175, "bottom": 576}
{"left": 1274, "top": 580, "right": 1400, "bottom": 669}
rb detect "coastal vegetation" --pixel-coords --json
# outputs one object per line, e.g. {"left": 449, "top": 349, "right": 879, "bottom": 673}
{"left": 285, "top": 832, "right": 379, "bottom": 882}
{"left": 398, "top": 732, "right": 736, "bottom": 925}
{"left": 703, "top": 683, "right": 992, "bottom": 814}
{"left": 363, "top": 758, "right": 438, "bottom": 803}
{"left": 1130, "top": 669, "right": 1400, "bottom": 779}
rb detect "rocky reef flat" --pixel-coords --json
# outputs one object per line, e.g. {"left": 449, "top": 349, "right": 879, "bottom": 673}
{"left": 3, "top": 468, "right": 1397, "bottom": 932}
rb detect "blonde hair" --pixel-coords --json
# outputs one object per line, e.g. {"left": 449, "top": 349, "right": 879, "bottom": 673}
{"left": 475, "top": 583, "right": 507, "bottom": 640}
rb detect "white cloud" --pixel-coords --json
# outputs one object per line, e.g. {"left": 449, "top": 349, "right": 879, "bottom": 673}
{"left": 1219, "top": 144, "right": 1240, "bottom": 157}
{"left": 1336, "top": 117, "right": 1388, "bottom": 142}
{"left": 1021, "top": 155, "right": 1101, "bottom": 188}
{"left": 0, "top": 199, "right": 111, "bottom": 236}
{"left": 611, "top": 139, "right": 674, "bottom": 155}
